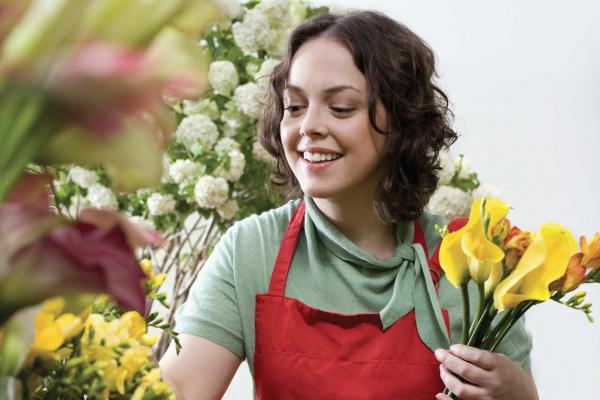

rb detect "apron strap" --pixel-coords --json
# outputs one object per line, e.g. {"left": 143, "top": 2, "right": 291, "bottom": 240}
{"left": 268, "top": 200, "right": 306, "bottom": 295}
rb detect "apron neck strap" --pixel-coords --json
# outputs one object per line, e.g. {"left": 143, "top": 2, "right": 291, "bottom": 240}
{"left": 268, "top": 200, "right": 306, "bottom": 295}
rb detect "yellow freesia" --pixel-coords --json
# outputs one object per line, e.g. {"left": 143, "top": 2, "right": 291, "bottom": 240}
{"left": 494, "top": 222, "right": 578, "bottom": 311}
{"left": 440, "top": 197, "right": 510, "bottom": 287}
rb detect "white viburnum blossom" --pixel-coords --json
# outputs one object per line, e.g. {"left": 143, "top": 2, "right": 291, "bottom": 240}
{"left": 256, "top": 0, "right": 290, "bottom": 25}
{"left": 426, "top": 185, "right": 471, "bottom": 221}
{"left": 147, "top": 193, "right": 176, "bottom": 216}
{"left": 221, "top": 101, "right": 247, "bottom": 136}
{"left": 289, "top": 0, "right": 307, "bottom": 26}
{"left": 471, "top": 184, "right": 501, "bottom": 201}
{"left": 232, "top": 9, "right": 275, "bottom": 55}
{"left": 208, "top": 60, "right": 239, "bottom": 94}
{"left": 215, "top": 150, "right": 246, "bottom": 182}
{"left": 87, "top": 184, "right": 118, "bottom": 210}
{"left": 68, "top": 166, "right": 99, "bottom": 189}
{"left": 194, "top": 176, "right": 229, "bottom": 209}
{"left": 455, "top": 155, "right": 473, "bottom": 180}
{"left": 215, "top": 0, "right": 242, "bottom": 19}
{"left": 437, "top": 151, "right": 456, "bottom": 185}
{"left": 182, "top": 98, "right": 220, "bottom": 120}
{"left": 129, "top": 215, "right": 156, "bottom": 231}
{"left": 215, "top": 137, "right": 241, "bottom": 156}
{"left": 266, "top": 28, "right": 291, "bottom": 58}
{"left": 175, "top": 114, "right": 219, "bottom": 155}
{"left": 233, "top": 82, "right": 264, "bottom": 119}
{"left": 217, "top": 199, "right": 239, "bottom": 220}
{"left": 169, "top": 159, "right": 205, "bottom": 186}
{"left": 252, "top": 140, "right": 274, "bottom": 163}
{"left": 255, "top": 58, "right": 280, "bottom": 89}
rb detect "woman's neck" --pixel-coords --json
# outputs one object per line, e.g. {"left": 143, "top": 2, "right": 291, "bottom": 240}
{"left": 312, "top": 194, "right": 397, "bottom": 260}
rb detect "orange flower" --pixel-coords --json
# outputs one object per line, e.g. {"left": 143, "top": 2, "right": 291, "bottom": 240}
{"left": 504, "top": 227, "right": 532, "bottom": 271}
{"left": 581, "top": 233, "right": 600, "bottom": 270}
{"left": 549, "top": 253, "right": 587, "bottom": 293}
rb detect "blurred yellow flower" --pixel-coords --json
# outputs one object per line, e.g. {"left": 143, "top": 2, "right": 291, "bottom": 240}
{"left": 494, "top": 222, "right": 578, "bottom": 311}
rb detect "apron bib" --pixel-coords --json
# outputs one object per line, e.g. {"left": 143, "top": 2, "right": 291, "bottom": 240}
{"left": 254, "top": 201, "right": 449, "bottom": 399}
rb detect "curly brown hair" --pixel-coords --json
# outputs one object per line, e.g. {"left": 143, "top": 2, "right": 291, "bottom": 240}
{"left": 257, "top": 11, "right": 458, "bottom": 224}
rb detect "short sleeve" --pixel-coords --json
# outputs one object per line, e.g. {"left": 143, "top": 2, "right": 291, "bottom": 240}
{"left": 174, "top": 224, "right": 245, "bottom": 360}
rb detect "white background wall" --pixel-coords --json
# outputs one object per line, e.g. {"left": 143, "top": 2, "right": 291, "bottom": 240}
{"left": 224, "top": 1, "right": 600, "bottom": 398}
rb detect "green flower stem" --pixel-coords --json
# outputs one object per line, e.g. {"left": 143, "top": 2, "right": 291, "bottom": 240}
{"left": 488, "top": 301, "right": 536, "bottom": 352}
{"left": 460, "top": 282, "right": 470, "bottom": 344}
{"left": 481, "top": 308, "right": 514, "bottom": 349}
{"left": 466, "top": 282, "right": 487, "bottom": 346}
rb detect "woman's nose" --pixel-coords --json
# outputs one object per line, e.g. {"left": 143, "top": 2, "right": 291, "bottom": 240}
{"left": 299, "top": 106, "right": 329, "bottom": 138}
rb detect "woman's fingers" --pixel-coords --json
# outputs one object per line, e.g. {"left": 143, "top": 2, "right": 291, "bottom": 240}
{"left": 435, "top": 347, "right": 490, "bottom": 385}
{"left": 448, "top": 344, "right": 498, "bottom": 370}
{"left": 439, "top": 364, "right": 487, "bottom": 399}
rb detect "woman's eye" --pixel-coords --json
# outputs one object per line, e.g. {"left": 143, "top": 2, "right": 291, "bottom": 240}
{"left": 330, "top": 107, "right": 355, "bottom": 114}
{"left": 284, "top": 105, "right": 303, "bottom": 113}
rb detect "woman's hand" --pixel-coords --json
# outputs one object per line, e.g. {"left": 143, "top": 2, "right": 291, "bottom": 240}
{"left": 434, "top": 344, "right": 538, "bottom": 400}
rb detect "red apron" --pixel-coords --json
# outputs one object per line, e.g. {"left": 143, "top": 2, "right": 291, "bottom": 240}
{"left": 254, "top": 201, "right": 450, "bottom": 399}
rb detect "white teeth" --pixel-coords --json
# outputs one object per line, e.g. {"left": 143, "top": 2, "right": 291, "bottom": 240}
{"left": 303, "top": 151, "right": 341, "bottom": 162}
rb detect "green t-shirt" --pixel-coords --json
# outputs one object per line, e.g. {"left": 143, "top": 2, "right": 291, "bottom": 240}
{"left": 175, "top": 196, "right": 533, "bottom": 377}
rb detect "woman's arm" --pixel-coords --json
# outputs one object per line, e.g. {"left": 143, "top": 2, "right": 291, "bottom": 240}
{"left": 159, "top": 334, "right": 242, "bottom": 400}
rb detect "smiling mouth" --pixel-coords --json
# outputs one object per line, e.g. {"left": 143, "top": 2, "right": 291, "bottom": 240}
{"left": 302, "top": 151, "right": 343, "bottom": 163}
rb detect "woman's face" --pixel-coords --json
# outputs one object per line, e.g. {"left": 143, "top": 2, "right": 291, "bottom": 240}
{"left": 280, "top": 36, "right": 388, "bottom": 202}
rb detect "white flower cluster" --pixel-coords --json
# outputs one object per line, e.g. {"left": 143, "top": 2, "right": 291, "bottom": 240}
{"left": 129, "top": 215, "right": 156, "bottom": 230}
{"left": 252, "top": 140, "right": 274, "bottom": 163}
{"left": 147, "top": 193, "right": 176, "bottom": 216}
{"left": 255, "top": 58, "right": 280, "bottom": 93}
{"left": 217, "top": 199, "right": 239, "bottom": 220}
{"left": 86, "top": 184, "right": 118, "bottom": 210}
{"left": 426, "top": 186, "right": 471, "bottom": 221}
{"left": 221, "top": 101, "right": 247, "bottom": 137}
{"left": 233, "top": 82, "right": 264, "bottom": 119}
{"left": 194, "top": 176, "right": 229, "bottom": 209}
{"left": 437, "top": 151, "right": 455, "bottom": 186}
{"left": 175, "top": 114, "right": 219, "bottom": 155}
{"left": 208, "top": 60, "right": 239, "bottom": 94}
{"left": 215, "top": 150, "right": 246, "bottom": 182}
{"left": 181, "top": 99, "right": 220, "bottom": 120}
{"left": 214, "top": 137, "right": 241, "bottom": 156}
{"left": 428, "top": 152, "right": 501, "bottom": 221}
{"left": 232, "top": 9, "right": 275, "bottom": 55}
{"left": 68, "top": 166, "right": 99, "bottom": 189}
{"left": 169, "top": 159, "right": 205, "bottom": 186}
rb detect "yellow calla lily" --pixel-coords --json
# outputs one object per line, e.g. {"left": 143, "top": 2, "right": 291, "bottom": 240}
{"left": 494, "top": 222, "right": 578, "bottom": 311}
{"left": 439, "top": 197, "right": 510, "bottom": 287}
{"left": 461, "top": 231, "right": 505, "bottom": 284}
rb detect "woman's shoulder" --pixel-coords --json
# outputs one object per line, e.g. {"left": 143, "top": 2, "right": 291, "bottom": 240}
{"left": 225, "top": 197, "right": 302, "bottom": 244}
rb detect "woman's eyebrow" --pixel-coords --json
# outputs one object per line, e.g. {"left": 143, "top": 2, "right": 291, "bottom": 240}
{"left": 284, "top": 83, "right": 362, "bottom": 96}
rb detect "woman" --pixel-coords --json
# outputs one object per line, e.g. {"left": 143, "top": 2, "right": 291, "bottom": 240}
{"left": 160, "top": 11, "right": 538, "bottom": 400}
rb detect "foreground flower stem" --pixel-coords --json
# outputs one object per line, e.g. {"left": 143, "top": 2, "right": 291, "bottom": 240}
{"left": 0, "top": 89, "right": 57, "bottom": 200}
{"left": 460, "top": 282, "right": 470, "bottom": 344}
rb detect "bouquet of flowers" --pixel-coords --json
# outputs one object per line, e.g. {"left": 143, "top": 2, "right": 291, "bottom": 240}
{"left": 438, "top": 197, "right": 599, "bottom": 398}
